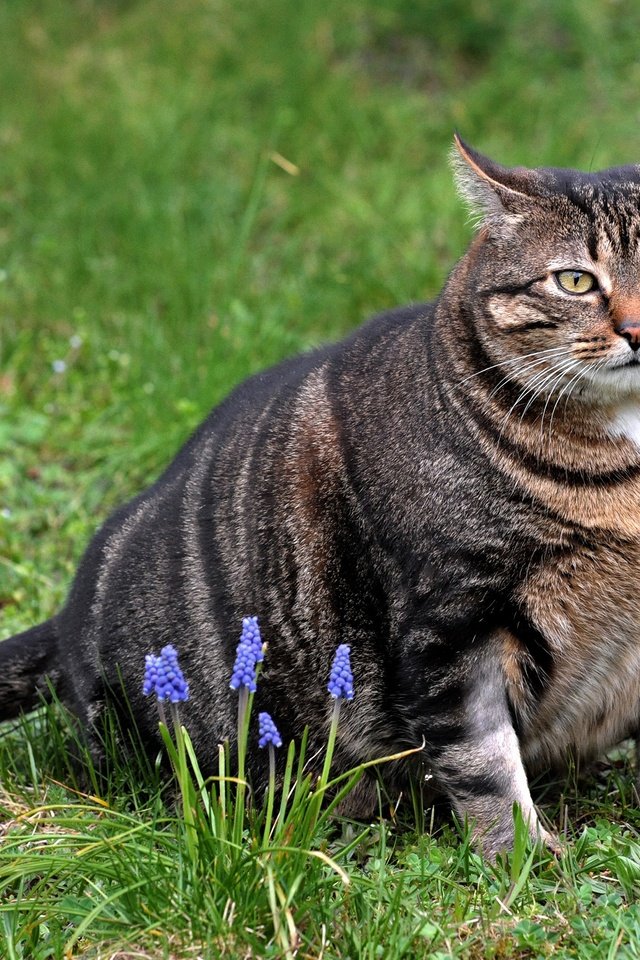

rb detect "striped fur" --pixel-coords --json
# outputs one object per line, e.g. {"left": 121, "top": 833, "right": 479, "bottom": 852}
{"left": 4, "top": 137, "right": 640, "bottom": 855}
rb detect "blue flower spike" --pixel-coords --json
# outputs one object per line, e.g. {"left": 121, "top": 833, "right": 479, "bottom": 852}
{"left": 258, "top": 712, "right": 282, "bottom": 749}
{"left": 327, "top": 644, "right": 354, "bottom": 701}
{"left": 156, "top": 644, "right": 189, "bottom": 703}
{"left": 143, "top": 653, "right": 160, "bottom": 696}
{"left": 231, "top": 617, "right": 264, "bottom": 827}
{"left": 240, "top": 615, "right": 264, "bottom": 663}
{"left": 142, "top": 645, "right": 189, "bottom": 703}
{"left": 230, "top": 640, "right": 258, "bottom": 693}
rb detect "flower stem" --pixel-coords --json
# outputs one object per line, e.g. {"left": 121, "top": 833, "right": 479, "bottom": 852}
{"left": 171, "top": 703, "right": 197, "bottom": 863}
{"left": 233, "top": 686, "right": 252, "bottom": 845}
{"left": 307, "top": 699, "right": 342, "bottom": 833}
{"left": 262, "top": 745, "right": 276, "bottom": 847}
{"left": 218, "top": 741, "right": 227, "bottom": 824}
{"left": 157, "top": 700, "right": 168, "bottom": 728}
{"left": 319, "top": 699, "right": 342, "bottom": 794}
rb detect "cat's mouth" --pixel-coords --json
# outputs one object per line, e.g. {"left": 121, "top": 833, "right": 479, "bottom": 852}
{"left": 609, "top": 355, "right": 640, "bottom": 369}
{"left": 585, "top": 356, "right": 640, "bottom": 400}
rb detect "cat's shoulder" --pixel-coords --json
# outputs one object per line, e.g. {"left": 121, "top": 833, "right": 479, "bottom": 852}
{"left": 207, "top": 299, "right": 434, "bottom": 414}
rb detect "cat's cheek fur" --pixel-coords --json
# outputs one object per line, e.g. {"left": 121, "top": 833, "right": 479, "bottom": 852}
{"left": 608, "top": 402, "right": 640, "bottom": 450}
{"left": 484, "top": 295, "right": 555, "bottom": 332}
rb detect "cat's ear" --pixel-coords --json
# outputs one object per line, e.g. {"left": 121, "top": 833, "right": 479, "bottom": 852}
{"left": 452, "top": 134, "right": 544, "bottom": 231}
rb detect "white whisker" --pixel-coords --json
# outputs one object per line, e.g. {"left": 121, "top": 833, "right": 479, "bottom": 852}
{"left": 486, "top": 350, "right": 568, "bottom": 403}
{"left": 519, "top": 361, "right": 579, "bottom": 421}
{"left": 560, "top": 356, "right": 612, "bottom": 418}
{"left": 496, "top": 358, "right": 577, "bottom": 445}
{"left": 546, "top": 360, "right": 597, "bottom": 439}
{"left": 536, "top": 360, "right": 583, "bottom": 446}
{"left": 540, "top": 360, "right": 580, "bottom": 453}
{"left": 459, "top": 346, "right": 567, "bottom": 388}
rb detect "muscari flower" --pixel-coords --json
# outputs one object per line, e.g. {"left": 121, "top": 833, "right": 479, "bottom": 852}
{"left": 327, "top": 644, "right": 354, "bottom": 701}
{"left": 258, "top": 709, "right": 280, "bottom": 841}
{"left": 230, "top": 639, "right": 258, "bottom": 693}
{"left": 240, "top": 615, "right": 264, "bottom": 663}
{"left": 143, "top": 653, "right": 160, "bottom": 696}
{"left": 143, "top": 644, "right": 189, "bottom": 703}
{"left": 258, "top": 711, "right": 282, "bottom": 749}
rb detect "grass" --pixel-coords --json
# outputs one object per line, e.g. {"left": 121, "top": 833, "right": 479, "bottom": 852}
{"left": 3, "top": 0, "right": 640, "bottom": 955}
{"left": 4, "top": 703, "right": 640, "bottom": 959}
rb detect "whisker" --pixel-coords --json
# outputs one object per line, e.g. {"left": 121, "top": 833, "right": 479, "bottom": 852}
{"left": 546, "top": 360, "right": 600, "bottom": 441}
{"left": 500, "top": 367, "right": 566, "bottom": 432}
{"left": 459, "top": 346, "right": 567, "bottom": 387}
{"left": 496, "top": 358, "right": 578, "bottom": 444}
{"left": 513, "top": 358, "right": 577, "bottom": 415}
{"left": 519, "top": 360, "right": 581, "bottom": 423}
{"left": 526, "top": 361, "right": 580, "bottom": 441}
{"left": 561, "top": 356, "right": 611, "bottom": 416}
{"left": 486, "top": 350, "right": 568, "bottom": 403}
{"left": 538, "top": 361, "right": 584, "bottom": 449}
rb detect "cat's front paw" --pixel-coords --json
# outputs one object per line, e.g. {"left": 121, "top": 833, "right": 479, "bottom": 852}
{"left": 538, "top": 826, "right": 562, "bottom": 857}
{"left": 474, "top": 814, "right": 560, "bottom": 861}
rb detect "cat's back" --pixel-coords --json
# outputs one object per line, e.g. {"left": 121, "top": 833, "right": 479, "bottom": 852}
{"left": 163, "top": 298, "right": 433, "bottom": 478}
{"left": 57, "top": 301, "right": 435, "bottom": 680}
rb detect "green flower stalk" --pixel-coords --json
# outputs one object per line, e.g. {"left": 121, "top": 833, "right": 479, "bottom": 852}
{"left": 258, "top": 711, "right": 282, "bottom": 844}
{"left": 321, "top": 644, "right": 354, "bottom": 788}
{"left": 306, "top": 644, "right": 356, "bottom": 828}
{"left": 143, "top": 645, "right": 196, "bottom": 859}
{"left": 229, "top": 617, "right": 262, "bottom": 843}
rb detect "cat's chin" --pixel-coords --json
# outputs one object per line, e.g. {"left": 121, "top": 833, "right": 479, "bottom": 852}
{"left": 580, "top": 362, "right": 640, "bottom": 404}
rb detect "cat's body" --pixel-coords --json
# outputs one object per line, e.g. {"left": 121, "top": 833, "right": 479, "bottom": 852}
{"left": 4, "top": 137, "right": 640, "bottom": 854}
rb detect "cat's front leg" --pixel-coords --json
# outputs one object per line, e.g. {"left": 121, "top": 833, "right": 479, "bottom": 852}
{"left": 427, "top": 651, "right": 553, "bottom": 858}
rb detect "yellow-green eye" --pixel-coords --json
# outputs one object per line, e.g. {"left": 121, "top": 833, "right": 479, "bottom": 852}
{"left": 555, "top": 270, "right": 597, "bottom": 295}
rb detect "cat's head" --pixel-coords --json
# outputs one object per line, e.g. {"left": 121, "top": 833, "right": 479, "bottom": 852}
{"left": 452, "top": 136, "right": 640, "bottom": 406}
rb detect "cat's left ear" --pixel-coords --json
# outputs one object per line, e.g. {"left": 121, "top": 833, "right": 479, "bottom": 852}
{"left": 452, "top": 134, "right": 545, "bottom": 231}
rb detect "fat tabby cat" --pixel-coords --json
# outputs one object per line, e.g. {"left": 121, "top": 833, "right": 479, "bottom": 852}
{"left": 3, "top": 136, "right": 640, "bottom": 856}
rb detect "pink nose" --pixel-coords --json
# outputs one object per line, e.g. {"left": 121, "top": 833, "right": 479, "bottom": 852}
{"left": 616, "top": 318, "right": 640, "bottom": 351}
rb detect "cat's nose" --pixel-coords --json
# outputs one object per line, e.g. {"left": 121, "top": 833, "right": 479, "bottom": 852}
{"left": 615, "top": 319, "right": 640, "bottom": 351}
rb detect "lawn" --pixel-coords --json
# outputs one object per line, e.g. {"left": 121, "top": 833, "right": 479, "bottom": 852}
{"left": 3, "top": 0, "right": 640, "bottom": 956}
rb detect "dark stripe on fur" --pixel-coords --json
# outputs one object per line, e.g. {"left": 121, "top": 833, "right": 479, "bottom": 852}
{"left": 516, "top": 320, "right": 559, "bottom": 331}
{"left": 506, "top": 605, "right": 554, "bottom": 701}
{"left": 468, "top": 391, "right": 640, "bottom": 488}
{"left": 478, "top": 277, "right": 545, "bottom": 297}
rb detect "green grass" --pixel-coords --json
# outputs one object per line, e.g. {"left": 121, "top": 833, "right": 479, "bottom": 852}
{"left": 3, "top": 703, "right": 640, "bottom": 958}
{"left": 3, "top": 0, "right": 640, "bottom": 955}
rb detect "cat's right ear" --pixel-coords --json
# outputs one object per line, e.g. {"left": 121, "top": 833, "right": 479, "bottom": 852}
{"left": 451, "top": 134, "right": 544, "bottom": 232}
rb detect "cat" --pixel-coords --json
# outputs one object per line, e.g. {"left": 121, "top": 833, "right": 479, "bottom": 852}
{"left": 3, "top": 134, "right": 640, "bottom": 857}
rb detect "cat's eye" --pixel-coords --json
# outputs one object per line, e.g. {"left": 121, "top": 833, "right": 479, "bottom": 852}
{"left": 554, "top": 270, "right": 597, "bottom": 295}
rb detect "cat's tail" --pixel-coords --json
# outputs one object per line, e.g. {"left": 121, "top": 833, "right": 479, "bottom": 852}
{"left": 0, "top": 618, "right": 60, "bottom": 721}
